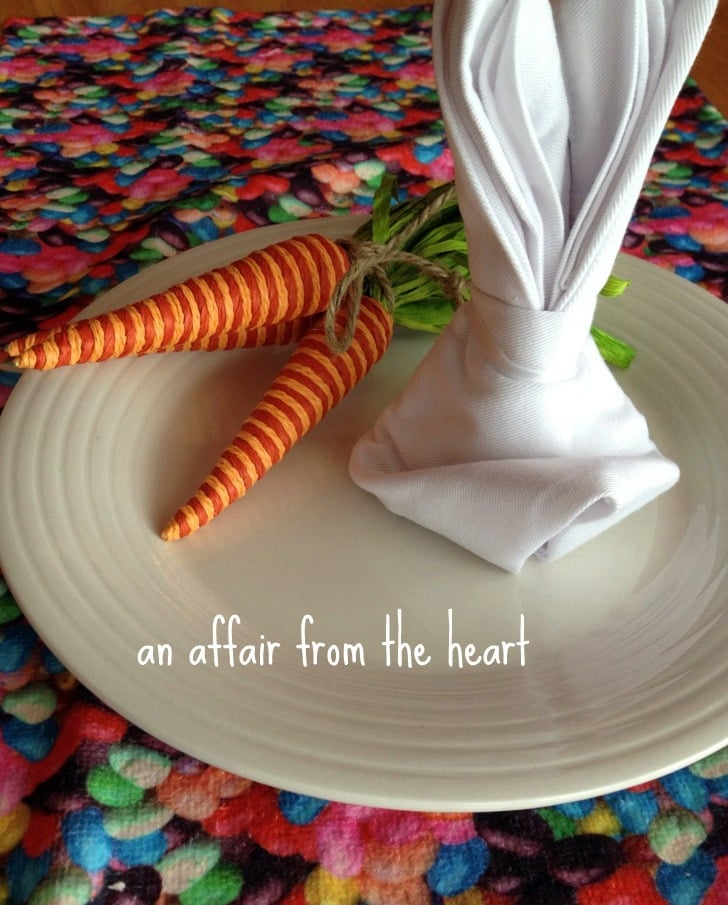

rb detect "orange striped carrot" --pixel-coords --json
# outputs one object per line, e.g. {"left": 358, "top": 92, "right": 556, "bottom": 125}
{"left": 6, "top": 327, "right": 61, "bottom": 359}
{"left": 7, "top": 232, "right": 350, "bottom": 370}
{"left": 161, "top": 294, "right": 394, "bottom": 541}
{"left": 11, "top": 315, "right": 320, "bottom": 369}
{"left": 7, "top": 317, "right": 317, "bottom": 367}
{"left": 163, "top": 316, "right": 320, "bottom": 353}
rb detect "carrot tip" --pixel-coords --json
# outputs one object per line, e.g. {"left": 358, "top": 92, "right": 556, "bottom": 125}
{"left": 161, "top": 508, "right": 204, "bottom": 541}
{"left": 160, "top": 522, "right": 183, "bottom": 542}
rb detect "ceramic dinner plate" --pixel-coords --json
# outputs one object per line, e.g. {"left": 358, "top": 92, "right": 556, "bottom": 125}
{"left": 0, "top": 215, "right": 726, "bottom": 812}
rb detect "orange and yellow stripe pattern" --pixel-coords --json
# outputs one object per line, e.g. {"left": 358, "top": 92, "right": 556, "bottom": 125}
{"left": 7, "top": 233, "right": 350, "bottom": 369}
{"left": 162, "top": 295, "right": 394, "bottom": 540}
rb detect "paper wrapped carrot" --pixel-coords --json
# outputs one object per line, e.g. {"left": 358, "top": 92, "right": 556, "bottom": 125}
{"left": 6, "top": 232, "right": 350, "bottom": 369}
{"left": 162, "top": 294, "right": 394, "bottom": 540}
{"left": 168, "top": 316, "right": 323, "bottom": 352}
{"left": 158, "top": 182, "right": 460, "bottom": 539}
{"left": 12, "top": 315, "right": 319, "bottom": 367}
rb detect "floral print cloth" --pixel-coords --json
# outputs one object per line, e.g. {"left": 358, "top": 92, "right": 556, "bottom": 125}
{"left": 0, "top": 6, "right": 727, "bottom": 905}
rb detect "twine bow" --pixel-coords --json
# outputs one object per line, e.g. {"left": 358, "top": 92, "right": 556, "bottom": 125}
{"left": 324, "top": 182, "right": 469, "bottom": 354}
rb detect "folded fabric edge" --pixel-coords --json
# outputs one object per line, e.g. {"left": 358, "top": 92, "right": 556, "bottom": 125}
{"left": 349, "top": 443, "right": 680, "bottom": 574}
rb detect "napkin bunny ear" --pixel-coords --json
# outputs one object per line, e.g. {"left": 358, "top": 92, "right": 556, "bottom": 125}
{"left": 349, "top": 0, "right": 716, "bottom": 573}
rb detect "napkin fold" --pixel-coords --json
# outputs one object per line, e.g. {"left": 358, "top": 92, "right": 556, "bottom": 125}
{"left": 349, "top": 0, "right": 717, "bottom": 573}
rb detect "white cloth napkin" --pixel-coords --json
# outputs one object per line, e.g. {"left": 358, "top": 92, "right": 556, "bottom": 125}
{"left": 349, "top": 0, "right": 717, "bottom": 573}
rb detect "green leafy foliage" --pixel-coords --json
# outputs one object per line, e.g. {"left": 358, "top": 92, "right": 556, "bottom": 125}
{"left": 358, "top": 179, "right": 635, "bottom": 368}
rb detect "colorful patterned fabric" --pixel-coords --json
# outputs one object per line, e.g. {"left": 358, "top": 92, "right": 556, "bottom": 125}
{"left": 627, "top": 83, "right": 728, "bottom": 300}
{"left": 0, "top": 7, "right": 727, "bottom": 905}
{"left": 0, "top": 6, "right": 448, "bottom": 347}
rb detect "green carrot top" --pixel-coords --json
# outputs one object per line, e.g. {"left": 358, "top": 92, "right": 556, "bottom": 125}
{"left": 352, "top": 175, "right": 635, "bottom": 369}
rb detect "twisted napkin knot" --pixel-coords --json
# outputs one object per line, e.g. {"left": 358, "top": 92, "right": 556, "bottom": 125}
{"left": 325, "top": 183, "right": 469, "bottom": 354}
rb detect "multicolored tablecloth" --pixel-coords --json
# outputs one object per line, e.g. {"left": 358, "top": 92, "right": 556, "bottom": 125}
{"left": 0, "top": 7, "right": 727, "bottom": 905}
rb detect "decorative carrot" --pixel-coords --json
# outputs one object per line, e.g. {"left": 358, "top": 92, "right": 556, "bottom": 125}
{"left": 164, "top": 316, "right": 320, "bottom": 353}
{"left": 12, "top": 315, "right": 319, "bottom": 368}
{"left": 161, "top": 295, "right": 393, "bottom": 541}
{"left": 6, "top": 232, "right": 350, "bottom": 370}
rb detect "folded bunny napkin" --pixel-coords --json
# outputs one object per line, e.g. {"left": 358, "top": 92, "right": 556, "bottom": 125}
{"left": 349, "top": 0, "right": 717, "bottom": 573}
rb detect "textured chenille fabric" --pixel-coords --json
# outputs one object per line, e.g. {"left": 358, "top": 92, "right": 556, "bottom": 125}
{"left": 349, "top": 0, "right": 717, "bottom": 573}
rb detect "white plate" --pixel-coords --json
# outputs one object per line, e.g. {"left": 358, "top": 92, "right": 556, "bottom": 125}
{"left": 0, "top": 216, "right": 727, "bottom": 812}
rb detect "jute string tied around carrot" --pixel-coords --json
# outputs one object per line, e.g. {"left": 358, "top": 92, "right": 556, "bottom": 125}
{"left": 324, "top": 182, "right": 469, "bottom": 355}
